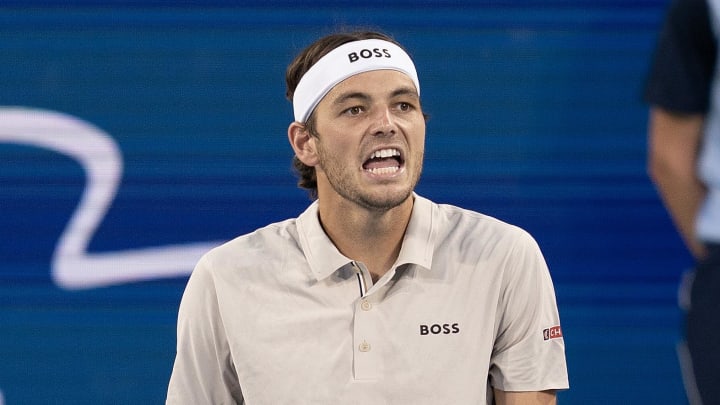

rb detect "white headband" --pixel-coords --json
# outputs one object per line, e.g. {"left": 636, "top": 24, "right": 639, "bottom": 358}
{"left": 292, "top": 38, "right": 420, "bottom": 123}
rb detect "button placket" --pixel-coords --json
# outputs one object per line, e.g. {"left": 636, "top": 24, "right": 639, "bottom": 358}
{"left": 352, "top": 296, "right": 380, "bottom": 380}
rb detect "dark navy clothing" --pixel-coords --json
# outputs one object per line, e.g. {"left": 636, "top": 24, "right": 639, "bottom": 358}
{"left": 688, "top": 244, "right": 720, "bottom": 403}
{"left": 644, "top": 0, "right": 717, "bottom": 114}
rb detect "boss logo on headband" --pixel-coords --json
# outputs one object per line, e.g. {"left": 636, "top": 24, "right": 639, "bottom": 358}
{"left": 348, "top": 48, "right": 391, "bottom": 63}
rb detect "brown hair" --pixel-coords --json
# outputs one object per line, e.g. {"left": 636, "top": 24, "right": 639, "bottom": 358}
{"left": 285, "top": 30, "right": 403, "bottom": 199}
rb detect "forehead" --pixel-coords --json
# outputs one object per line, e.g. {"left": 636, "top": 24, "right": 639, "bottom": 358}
{"left": 324, "top": 70, "right": 419, "bottom": 102}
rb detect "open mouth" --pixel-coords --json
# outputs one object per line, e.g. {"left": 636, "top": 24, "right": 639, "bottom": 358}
{"left": 362, "top": 148, "right": 404, "bottom": 175}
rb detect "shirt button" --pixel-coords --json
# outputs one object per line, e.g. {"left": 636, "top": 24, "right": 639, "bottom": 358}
{"left": 359, "top": 341, "right": 371, "bottom": 352}
{"left": 360, "top": 300, "right": 372, "bottom": 311}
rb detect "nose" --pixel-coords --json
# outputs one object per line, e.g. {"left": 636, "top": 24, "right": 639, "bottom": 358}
{"left": 369, "top": 106, "right": 396, "bottom": 137}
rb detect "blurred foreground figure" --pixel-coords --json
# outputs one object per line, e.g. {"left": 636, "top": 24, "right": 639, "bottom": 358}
{"left": 646, "top": 0, "right": 720, "bottom": 403}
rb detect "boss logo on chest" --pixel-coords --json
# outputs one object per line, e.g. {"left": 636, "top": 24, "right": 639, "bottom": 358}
{"left": 348, "top": 48, "right": 392, "bottom": 63}
{"left": 420, "top": 323, "right": 460, "bottom": 335}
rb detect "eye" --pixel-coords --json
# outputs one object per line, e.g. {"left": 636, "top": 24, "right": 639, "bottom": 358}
{"left": 398, "top": 102, "right": 413, "bottom": 112}
{"left": 344, "top": 106, "right": 364, "bottom": 116}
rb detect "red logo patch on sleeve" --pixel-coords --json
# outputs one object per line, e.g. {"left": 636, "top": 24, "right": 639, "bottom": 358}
{"left": 543, "top": 325, "right": 563, "bottom": 341}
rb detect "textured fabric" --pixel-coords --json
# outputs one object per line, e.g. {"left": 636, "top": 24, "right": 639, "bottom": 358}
{"left": 166, "top": 195, "right": 568, "bottom": 404}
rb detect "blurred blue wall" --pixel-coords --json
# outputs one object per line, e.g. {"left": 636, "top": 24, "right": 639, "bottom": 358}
{"left": 0, "top": 1, "right": 689, "bottom": 403}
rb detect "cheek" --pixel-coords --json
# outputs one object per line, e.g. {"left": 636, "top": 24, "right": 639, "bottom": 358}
{"left": 408, "top": 124, "right": 426, "bottom": 148}
{"left": 318, "top": 131, "right": 353, "bottom": 154}
{"left": 315, "top": 137, "right": 349, "bottom": 166}
{"left": 402, "top": 114, "right": 425, "bottom": 134}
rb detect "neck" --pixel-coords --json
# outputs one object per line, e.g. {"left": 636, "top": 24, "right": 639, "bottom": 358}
{"left": 318, "top": 196, "right": 414, "bottom": 281}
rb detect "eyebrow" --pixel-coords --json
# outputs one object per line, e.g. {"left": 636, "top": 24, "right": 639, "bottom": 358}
{"left": 332, "top": 91, "right": 370, "bottom": 106}
{"left": 331, "top": 86, "right": 419, "bottom": 106}
{"left": 390, "top": 86, "right": 420, "bottom": 99}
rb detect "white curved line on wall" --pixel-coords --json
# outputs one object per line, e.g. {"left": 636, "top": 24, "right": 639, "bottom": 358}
{"left": 0, "top": 107, "right": 220, "bottom": 290}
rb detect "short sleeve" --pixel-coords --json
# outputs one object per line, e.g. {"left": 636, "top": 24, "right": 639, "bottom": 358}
{"left": 488, "top": 230, "right": 569, "bottom": 392}
{"left": 166, "top": 255, "right": 243, "bottom": 404}
{"left": 644, "top": 0, "right": 717, "bottom": 113}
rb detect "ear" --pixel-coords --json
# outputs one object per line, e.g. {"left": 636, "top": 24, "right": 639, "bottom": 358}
{"left": 288, "top": 122, "right": 320, "bottom": 167}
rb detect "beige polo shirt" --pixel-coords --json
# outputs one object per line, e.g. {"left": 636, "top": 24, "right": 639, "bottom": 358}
{"left": 167, "top": 194, "right": 568, "bottom": 404}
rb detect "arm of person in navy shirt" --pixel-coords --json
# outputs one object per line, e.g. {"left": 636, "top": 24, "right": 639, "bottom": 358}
{"left": 648, "top": 108, "right": 707, "bottom": 259}
{"left": 494, "top": 389, "right": 556, "bottom": 405}
{"left": 644, "top": 0, "right": 716, "bottom": 260}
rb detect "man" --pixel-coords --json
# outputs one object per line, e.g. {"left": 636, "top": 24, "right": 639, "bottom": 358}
{"left": 645, "top": 0, "right": 720, "bottom": 403}
{"left": 167, "top": 30, "right": 568, "bottom": 404}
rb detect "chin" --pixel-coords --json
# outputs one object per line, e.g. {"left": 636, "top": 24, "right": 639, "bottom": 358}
{"left": 358, "top": 188, "right": 414, "bottom": 211}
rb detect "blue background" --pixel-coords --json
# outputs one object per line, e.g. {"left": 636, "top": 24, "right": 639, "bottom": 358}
{"left": 0, "top": 1, "right": 692, "bottom": 403}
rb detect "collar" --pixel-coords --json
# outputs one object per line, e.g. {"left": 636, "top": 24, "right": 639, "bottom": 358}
{"left": 295, "top": 193, "right": 437, "bottom": 281}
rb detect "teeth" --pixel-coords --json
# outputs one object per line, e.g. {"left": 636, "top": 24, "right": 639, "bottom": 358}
{"left": 370, "top": 148, "right": 400, "bottom": 159}
{"left": 366, "top": 166, "right": 400, "bottom": 175}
